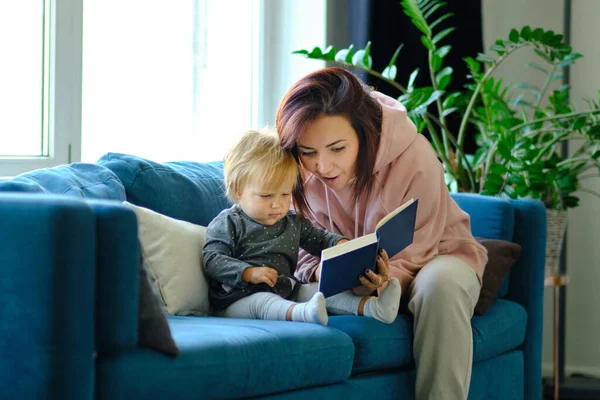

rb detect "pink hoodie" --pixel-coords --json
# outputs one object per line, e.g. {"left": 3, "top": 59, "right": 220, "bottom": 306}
{"left": 296, "top": 91, "right": 488, "bottom": 293}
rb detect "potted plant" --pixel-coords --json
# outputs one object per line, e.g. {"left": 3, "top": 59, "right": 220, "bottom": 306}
{"left": 292, "top": 0, "right": 600, "bottom": 276}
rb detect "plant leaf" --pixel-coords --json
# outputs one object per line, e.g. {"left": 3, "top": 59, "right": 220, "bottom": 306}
{"left": 441, "top": 107, "right": 459, "bottom": 118}
{"left": 382, "top": 65, "right": 398, "bottom": 80}
{"left": 490, "top": 163, "right": 508, "bottom": 175}
{"left": 526, "top": 62, "right": 548, "bottom": 74}
{"left": 557, "top": 53, "right": 583, "bottom": 68}
{"left": 476, "top": 53, "right": 495, "bottom": 64}
{"left": 534, "top": 48, "right": 553, "bottom": 64}
{"left": 509, "top": 29, "right": 519, "bottom": 43}
{"left": 429, "top": 12, "right": 453, "bottom": 30}
{"left": 443, "top": 92, "right": 461, "bottom": 108}
{"left": 549, "top": 72, "right": 564, "bottom": 83}
{"left": 432, "top": 54, "right": 442, "bottom": 72}
{"left": 307, "top": 46, "right": 323, "bottom": 59}
{"left": 532, "top": 28, "right": 544, "bottom": 42}
{"left": 402, "top": 0, "right": 431, "bottom": 35}
{"left": 435, "top": 66, "right": 453, "bottom": 90}
{"left": 424, "top": 3, "right": 447, "bottom": 19}
{"left": 388, "top": 44, "right": 404, "bottom": 66}
{"left": 421, "top": 35, "right": 435, "bottom": 51}
{"left": 464, "top": 57, "right": 481, "bottom": 76}
{"left": 352, "top": 49, "right": 372, "bottom": 68}
{"left": 520, "top": 26, "right": 532, "bottom": 41}
{"left": 335, "top": 44, "right": 355, "bottom": 63}
{"left": 434, "top": 45, "right": 451, "bottom": 59}
{"left": 408, "top": 68, "right": 420, "bottom": 92}
{"left": 322, "top": 45, "right": 336, "bottom": 60}
{"left": 432, "top": 27, "right": 455, "bottom": 44}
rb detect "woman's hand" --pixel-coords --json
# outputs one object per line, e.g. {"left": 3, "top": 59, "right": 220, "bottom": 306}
{"left": 242, "top": 266, "right": 278, "bottom": 287}
{"left": 356, "top": 249, "right": 390, "bottom": 293}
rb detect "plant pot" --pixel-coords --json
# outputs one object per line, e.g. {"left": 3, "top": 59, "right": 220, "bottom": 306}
{"left": 545, "top": 208, "right": 568, "bottom": 278}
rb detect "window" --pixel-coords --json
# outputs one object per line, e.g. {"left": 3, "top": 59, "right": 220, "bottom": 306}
{"left": 0, "top": 0, "right": 326, "bottom": 176}
{"left": 81, "top": 0, "right": 259, "bottom": 163}
{"left": 82, "top": 0, "right": 326, "bottom": 164}
{"left": 0, "top": 0, "right": 82, "bottom": 177}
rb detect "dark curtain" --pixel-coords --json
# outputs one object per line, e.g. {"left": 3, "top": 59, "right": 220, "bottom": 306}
{"left": 347, "top": 0, "right": 483, "bottom": 154}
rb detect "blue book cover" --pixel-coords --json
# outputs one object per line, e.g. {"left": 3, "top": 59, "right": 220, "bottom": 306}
{"left": 318, "top": 198, "right": 418, "bottom": 298}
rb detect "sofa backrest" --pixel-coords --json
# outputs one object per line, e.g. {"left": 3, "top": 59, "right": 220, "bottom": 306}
{"left": 452, "top": 193, "right": 515, "bottom": 298}
{"left": 0, "top": 162, "right": 126, "bottom": 201}
{"left": 97, "top": 153, "right": 230, "bottom": 226}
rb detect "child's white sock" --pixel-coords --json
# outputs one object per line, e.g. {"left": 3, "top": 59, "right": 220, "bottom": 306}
{"left": 291, "top": 292, "right": 328, "bottom": 325}
{"left": 363, "top": 277, "right": 401, "bottom": 324}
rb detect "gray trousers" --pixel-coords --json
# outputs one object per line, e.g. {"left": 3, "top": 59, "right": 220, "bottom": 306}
{"left": 409, "top": 255, "right": 481, "bottom": 400}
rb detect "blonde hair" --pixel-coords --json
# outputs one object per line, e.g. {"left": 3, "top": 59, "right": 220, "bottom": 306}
{"left": 224, "top": 127, "right": 300, "bottom": 205}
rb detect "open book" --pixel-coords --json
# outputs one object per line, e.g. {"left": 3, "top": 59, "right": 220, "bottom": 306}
{"left": 317, "top": 198, "right": 419, "bottom": 298}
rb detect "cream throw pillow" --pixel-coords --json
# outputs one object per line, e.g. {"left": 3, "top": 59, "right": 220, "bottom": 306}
{"left": 123, "top": 201, "right": 210, "bottom": 316}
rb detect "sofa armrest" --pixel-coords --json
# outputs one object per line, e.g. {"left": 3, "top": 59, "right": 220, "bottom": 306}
{"left": 86, "top": 200, "right": 139, "bottom": 354}
{"left": 507, "top": 199, "right": 546, "bottom": 400}
{"left": 0, "top": 194, "right": 96, "bottom": 400}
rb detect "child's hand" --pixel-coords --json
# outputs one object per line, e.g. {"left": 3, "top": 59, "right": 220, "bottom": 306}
{"left": 242, "top": 266, "right": 279, "bottom": 287}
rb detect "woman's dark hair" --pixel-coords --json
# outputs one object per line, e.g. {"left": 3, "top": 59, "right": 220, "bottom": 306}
{"left": 276, "top": 67, "right": 383, "bottom": 217}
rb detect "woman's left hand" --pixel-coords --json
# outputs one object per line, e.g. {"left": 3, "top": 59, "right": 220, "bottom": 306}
{"left": 357, "top": 249, "right": 390, "bottom": 293}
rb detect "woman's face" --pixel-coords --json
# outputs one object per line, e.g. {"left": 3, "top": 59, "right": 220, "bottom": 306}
{"left": 296, "top": 115, "right": 359, "bottom": 191}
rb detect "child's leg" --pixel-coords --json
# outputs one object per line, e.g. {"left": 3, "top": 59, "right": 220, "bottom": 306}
{"left": 326, "top": 277, "right": 402, "bottom": 324}
{"left": 223, "top": 291, "right": 328, "bottom": 325}
{"left": 293, "top": 283, "right": 320, "bottom": 302}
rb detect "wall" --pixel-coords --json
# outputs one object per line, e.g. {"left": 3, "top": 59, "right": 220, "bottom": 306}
{"left": 563, "top": 0, "right": 600, "bottom": 377}
{"left": 482, "top": 0, "right": 600, "bottom": 378}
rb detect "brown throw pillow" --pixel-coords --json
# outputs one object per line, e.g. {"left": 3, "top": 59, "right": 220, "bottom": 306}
{"left": 138, "top": 260, "right": 180, "bottom": 357}
{"left": 474, "top": 238, "right": 522, "bottom": 315}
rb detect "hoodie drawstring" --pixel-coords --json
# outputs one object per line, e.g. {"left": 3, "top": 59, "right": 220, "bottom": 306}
{"left": 355, "top": 206, "right": 358, "bottom": 239}
{"left": 324, "top": 184, "right": 334, "bottom": 233}
{"left": 323, "top": 181, "right": 359, "bottom": 238}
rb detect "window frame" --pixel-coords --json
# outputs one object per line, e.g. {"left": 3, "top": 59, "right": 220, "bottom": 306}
{"left": 0, "top": 0, "right": 82, "bottom": 177}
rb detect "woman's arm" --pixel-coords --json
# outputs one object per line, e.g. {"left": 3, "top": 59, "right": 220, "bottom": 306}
{"left": 378, "top": 136, "right": 449, "bottom": 292}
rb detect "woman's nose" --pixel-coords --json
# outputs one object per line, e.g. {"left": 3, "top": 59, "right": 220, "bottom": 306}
{"left": 316, "top": 155, "right": 331, "bottom": 174}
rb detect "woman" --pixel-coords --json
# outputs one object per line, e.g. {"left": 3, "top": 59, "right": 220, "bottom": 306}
{"left": 276, "top": 67, "right": 487, "bottom": 400}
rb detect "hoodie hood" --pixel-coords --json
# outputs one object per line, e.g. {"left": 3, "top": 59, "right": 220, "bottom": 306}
{"left": 371, "top": 91, "right": 418, "bottom": 174}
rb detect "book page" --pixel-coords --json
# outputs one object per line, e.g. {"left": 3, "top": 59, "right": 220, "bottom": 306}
{"left": 321, "top": 233, "right": 378, "bottom": 260}
{"left": 375, "top": 198, "right": 415, "bottom": 230}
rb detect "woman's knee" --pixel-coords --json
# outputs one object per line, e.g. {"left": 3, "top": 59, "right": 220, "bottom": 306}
{"left": 412, "top": 256, "right": 479, "bottom": 303}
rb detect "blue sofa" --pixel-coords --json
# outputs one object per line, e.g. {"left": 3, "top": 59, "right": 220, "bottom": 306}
{"left": 0, "top": 153, "right": 546, "bottom": 400}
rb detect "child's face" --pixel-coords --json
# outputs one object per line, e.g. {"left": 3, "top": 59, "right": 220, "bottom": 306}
{"left": 237, "top": 176, "right": 295, "bottom": 226}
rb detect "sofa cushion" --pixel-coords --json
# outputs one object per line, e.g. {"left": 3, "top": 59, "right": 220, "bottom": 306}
{"left": 474, "top": 238, "right": 522, "bottom": 315}
{"left": 138, "top": 264, "right": 179, "bottom": 357}
{"left": 327, "top": 298, "right": 526, "bottom": 373}
{"left": 98, "top": 152, "right": 230, "bottom": 226}
{"left": 96, "top": 316, "right": 354, "bottom": 400}
{"left": 0, "top": 163, "right": 125, "bottom": 200}
{"left": 451, "top": 193, "right": 515, "bottom": 298}
{"left": 124, "top": 202, "right": 210, "bottom": 316}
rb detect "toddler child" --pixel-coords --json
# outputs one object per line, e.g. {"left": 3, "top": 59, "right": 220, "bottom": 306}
{"left": 202, "top": 128, "right": 401, "bottom": 325}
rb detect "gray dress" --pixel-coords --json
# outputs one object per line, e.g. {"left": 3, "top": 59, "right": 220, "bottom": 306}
{"left": 203, "top": 204, "right": 344, "bottom": 309}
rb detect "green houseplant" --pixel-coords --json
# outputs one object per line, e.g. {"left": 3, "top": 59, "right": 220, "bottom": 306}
{"left": 292, "top": 0, "right": 600, "bottom": 212}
